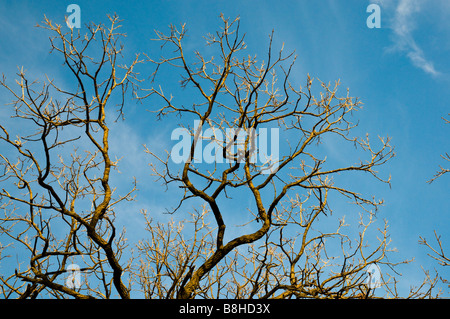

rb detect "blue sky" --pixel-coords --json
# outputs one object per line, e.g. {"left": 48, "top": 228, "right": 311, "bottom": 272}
{"left": 0, "top": 0, "right": 449, "bottom": 297}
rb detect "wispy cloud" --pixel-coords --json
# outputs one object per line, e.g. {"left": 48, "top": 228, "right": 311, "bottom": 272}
{"left": 393, "top": 0, "right": 440, "bottom": 76}
{"left": 375, "top": 0, "right": 441, "bottom": 77}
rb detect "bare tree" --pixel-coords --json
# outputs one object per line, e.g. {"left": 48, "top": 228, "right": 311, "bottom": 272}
{"left": 136, "top": 15, "right": 427, "bottom": 299}
{"left": 428, "top": 114, "right": 450, "bottom": 183}
{"left": 135, "top": 206, "right": 441, "bottom": 299}
{"left": 420, "top": 232, "right": 450, "bottom": 268}
{"left": 0, "top": 15, "right": 143, "bottom": 299}
{"left": 421, "top": 113, "right": 450, "bottom": 293}
{"left": 0, "top": 13, "right": 440, "bottom": 300}
{"left": 419, "top": 231, "right": 450, "bottom": 293}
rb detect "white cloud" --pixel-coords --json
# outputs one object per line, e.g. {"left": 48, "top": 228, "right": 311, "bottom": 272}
{"left": 406, "top": 45, "right": 439, "bottom": 76}
{"left": 374, "top": 0, "right": 441, "bottom": 77}
{"left": 393, "top": 0, "right": 440, "bottom": 76}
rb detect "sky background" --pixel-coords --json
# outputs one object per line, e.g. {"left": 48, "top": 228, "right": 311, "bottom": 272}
{"left": 0, "top": 0, "right": 449, "bottom": 297}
